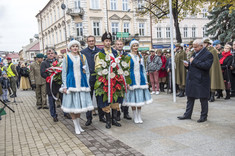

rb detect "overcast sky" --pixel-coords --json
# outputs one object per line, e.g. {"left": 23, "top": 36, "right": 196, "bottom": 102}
{"left": 0, "top": 0, "right": 48, "bottom": 52}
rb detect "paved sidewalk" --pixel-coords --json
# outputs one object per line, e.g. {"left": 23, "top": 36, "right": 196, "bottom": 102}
{"left": 1, "top": 89, "right": 235, "bottom": 156}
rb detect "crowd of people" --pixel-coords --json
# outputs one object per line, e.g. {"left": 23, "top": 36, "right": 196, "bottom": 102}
{"left": 1, "top": 32, "right": 235, "bottom": 134}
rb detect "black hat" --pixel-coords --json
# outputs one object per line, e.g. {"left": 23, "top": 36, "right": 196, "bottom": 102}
{"left": 102, "top": 32, "right": 112, "bottom": 42}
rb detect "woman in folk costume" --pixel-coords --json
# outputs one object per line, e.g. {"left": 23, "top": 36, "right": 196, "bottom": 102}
{"left": 124, "top": 40, "right": 153, "bottom": 123}
{"left": 61, "top": 40, "right": 94, "bottom": 134}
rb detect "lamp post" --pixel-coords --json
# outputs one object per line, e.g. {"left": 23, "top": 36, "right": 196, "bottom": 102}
{"left": 105, "top": 0, "right": 109, "bottom": 32}
{"left": 39, "top": 10, "right": 45, "bottom": 54}
{"left": 61, "top": 2, "right": 68, "bottom": 52}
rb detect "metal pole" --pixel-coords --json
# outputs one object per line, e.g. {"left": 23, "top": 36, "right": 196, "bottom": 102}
{"left": 62, "top": 1, "right": 68, "bottom": 53}
{"left": 149, "top": 0, "right": 153, "bottom": 49}
{"left": 39, "top": 11, "right": 45, "bottom": 54}
{"left": 106, "top": 0, "right": 109, "bottom": 32}
{"left": 169, "top": 0, "right": 176, "bottom": 102}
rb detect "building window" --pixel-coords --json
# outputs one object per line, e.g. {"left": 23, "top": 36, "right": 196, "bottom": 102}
{"left": 55, "top": 31, "right": 58, "bottom": 44}
{"left": 138, "top": 0, "right": 144, "bottom": 10}
{"left": 156, "top": 27, "right": 162, "bottom": 38}
{"left": 31, "top": 53, "right": 35, "bottom": 59}
{"left": 59, "top": 30, "right": 62, "bottom": 43}
{"left": 183, "top": 27, "right": 188, "bottom": 38}
{"left": 50, "top": 13, "right": 53, "bottom": 24}
{"left": 76, "top": 23, "right": 83, "bottom": 36}
{"left": 166, "top": 27, "right": 170, "bottom": 38}
{"left": 90, "top": 0, "right": 99, "bottom": 9}
{"left": 139, "top": 23, "right": 144, "bottom": 36}
{"left": 57, "top": 6, "right": 60, "bottom": 19}
{"left": 123, "top": 23, "right": 129, "bottom": 33}
{"left": 203, "top": 27, "right": 207, "bottom": 37}
{"left": 52, "top": 34, "right": 55, "bottom": 44}
{"left": 54, "top": 10, "right": 56, "bottom": 22}
{"left": 123, "top": 0, "right": 128, "bottom": 11}
{"left": 93, "top": 22, "right": 100, "bottom": 36}
{"left": 75, "top": 0, "right": 81, "bottom": 11}
{"left": 192, "top": 27, "right": 196, "bottom": 38}
{"left": 112, "top": 22, "right": 119, "bottom": 40}
{"left": 110, "top": 0, "right": 117, "bottom": 10}
{"left": 202, "top": 8, "right": 207, "bottom": 18}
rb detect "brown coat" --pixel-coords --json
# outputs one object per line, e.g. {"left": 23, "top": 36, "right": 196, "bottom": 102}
{"left": 207, "top": 47, "right": 225, "bottom": 90}
{"left": 30, "top": 61, "right": 46, "bottom": 85}
{"left": 175, "top": 49, "right": 187, "bottom": 86}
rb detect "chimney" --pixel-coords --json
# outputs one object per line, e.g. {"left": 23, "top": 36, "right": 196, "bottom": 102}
{"left": 30, "top": 38, "right": 33, "bottom": 43}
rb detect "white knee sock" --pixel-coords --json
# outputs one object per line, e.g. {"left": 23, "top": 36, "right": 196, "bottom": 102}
{"left": 137, "top": 109, "right": 143, "bottom": 124}
{"left": 73, "top": 119, "right": 81, "bottom": 134}
{"left": 76, "top": 118, "right": 84, "bottom": 132}
{"left": 132, "top": 110, "right": 138, "bottom": 124}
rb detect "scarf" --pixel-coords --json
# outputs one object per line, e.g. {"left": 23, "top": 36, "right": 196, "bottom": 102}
{"left": 150, "top": 55, "right": 155, "bottom": 62}
{"left": 220, "top": 51, "right": 232, "bottom": 65}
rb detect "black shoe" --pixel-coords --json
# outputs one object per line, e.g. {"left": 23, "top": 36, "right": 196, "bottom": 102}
{"left": 43, "top": 106, "right": 49, "bottom": 109}
{"left": 112, "top": 109, "right": 121, "bottom": 127}
{"left": 197, "top": 118, "right": 207, "bottom": 123}
{"left": 53, "top": 117, "right": 58, "bottom": 122}
{"left": 37, "top": 106, "right": 42, "bottom": 110}
{"left": 10, "top": 94, "right": 16, "bottom": 98}
{"left": 117, "top": 111, "right": 121, "bottom": 121}
{"left": 216, "top": 90, "right": 223, "bottom": 99}
{"left": 3, "top": 100, "right": 6, "bottom": 103}
{"left": 85, "top": 119, "right": 92, "bottom": 126}
{"left": 124, "top": 114, "right": 132, "bottom": 120}
{"left": 224, "top": 90, "right": 230, "bottom": 100}
{"left": 105, "top": 113, "right": 111, "bottom": 129}
{"left": 209, "top": 92, "right": 215, "bottom": 102}
{"left": 178, "top": 91, "right": 185, "bottom": 97}
{"left": 57, "top": 105, "right": 61, "bottom": 108}
{"left": 177, "top": 115, "right": 191, "bottom": 120}
{"left": 64, "top": 114, "right": 72, "bottom": 119}
{"left": 6, "top": 100, "right": 10, "bottom": 102}
{"left": 99, "top": 117, "right": 106, "bottom": 123}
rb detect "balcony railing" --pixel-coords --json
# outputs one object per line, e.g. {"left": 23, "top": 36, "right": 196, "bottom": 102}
{"left": 66, "top": 7, "right": 84, "bottom": 17}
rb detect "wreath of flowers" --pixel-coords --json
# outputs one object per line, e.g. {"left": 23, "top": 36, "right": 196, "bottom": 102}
{"left": 93, "top": 52, "right": 132, "bottom": 103}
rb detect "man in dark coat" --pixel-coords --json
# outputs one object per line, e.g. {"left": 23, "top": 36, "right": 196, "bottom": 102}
{"left": 114, "top": 40, "right": 132, "bottom": 121}
{"left": 40, "top": 49, "right": 61, "bottom": 122}
{"left": 177, "top": 39, "right": 213, "bottom": 123}
{"left": 81, "top": 35, "right": 105, "bottom": 126}
{"left": 230, "top": 41, "right": 235, "bottom": 97}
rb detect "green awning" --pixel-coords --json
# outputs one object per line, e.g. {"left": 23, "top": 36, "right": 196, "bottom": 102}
{"left": 138, "top": 47, "right": 149, "bottom": 51}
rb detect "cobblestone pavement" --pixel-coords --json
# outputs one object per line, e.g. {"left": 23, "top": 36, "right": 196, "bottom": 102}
{"left": 1, "top": 89, "right": 235, "bottom": 156}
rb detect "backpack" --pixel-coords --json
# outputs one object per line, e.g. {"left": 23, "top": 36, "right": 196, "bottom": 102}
{"left": 21, "top": 68, "right": 29, "bottom": 77}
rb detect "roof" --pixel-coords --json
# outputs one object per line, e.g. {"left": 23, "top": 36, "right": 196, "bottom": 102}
{"left": 25, "top": 40, "right": 40, "bottom": 52}
{"left": 29, "top": 42, "right": 40, "bottom": 51}
{"left": 6, "top": 53, "right": 19, "bottom": 59}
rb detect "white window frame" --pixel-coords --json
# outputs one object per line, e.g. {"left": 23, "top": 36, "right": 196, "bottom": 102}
{"left": 122, "top": 0, "right": 128, "bottom": 11}
{"left": 110, "top": 0, "right": 117, "bottom": 10}
{"left": 55, "top": 31, "right": 58, "bottom": 44}
{"left": 202, "top": 8, "right": 207, "bottom": 18}
{"left": 203, "top": 27, "right": 207, "bottom": 37}
{"left": 76, "top": 23, "right": 83, "bottom": 36}
{"left": 93, "top": 21, "right": 100, "bottom": 36}
{"left": 192, "top": 27, "right": 196, "bottom": 38}
{"left": 90, "top": 0, "right": 99, "bottom": 9}
{"left": 139, "top": 23, "right": 145, "bottom": 36}
{"left": 138, "top": 0, "right": 144, "bottom": 10}
{"left": 166, "top": 27, "right": 170, "bottom": 38}
{"left": 123, "top": 22, "right": 129, "bottom": 33}
{"left": 111, "top": 22, "right": 119, "bottom": 40}
{"left": 54, "top": 9, "right": 56, "bottom": 22}
{"left": 57, "top": 6, "right": 60, "bottom": 19}
{"left": 183, "top": 27, "right": 188, "bottom": 38}
{"left": 75, "top": 0, "right": 81, "bottom": 11}
{"left": 156, "top": 27, "right": 162, "bottom": 38}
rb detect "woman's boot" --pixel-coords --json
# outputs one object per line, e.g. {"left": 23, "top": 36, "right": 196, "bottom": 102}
{"left": 132, "top": 109, "right": 138, "bottom": 124}
{"left": 73, "top": 119, "right": 81, "bottom": 134}
{"left": 105, "top": 112, "right": 111, "bottom": 129}
{"left": 209, "top": 92, "right": 215, "bottom": 102}
{"left": 137, "top": 109, "right": 143, "bottom": 124}
{"left": 224, "top": 90, "right": 230, "bottom": 100}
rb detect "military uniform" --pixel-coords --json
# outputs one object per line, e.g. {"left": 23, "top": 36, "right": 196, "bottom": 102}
{"left": 30, "top": 58, "right": 47, "bottom": 108}
{"left": 204, "top": 39, "right": 225, "bottom": 101}
{"left": 175, "top": 45, "right": 187, "bottom": 97}
{"left": 7, "top": 58, "right": 18, "bottom": 98}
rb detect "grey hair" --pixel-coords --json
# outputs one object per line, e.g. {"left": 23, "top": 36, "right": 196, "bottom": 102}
{"left": 193, "top": 39, "right": 204, "bottom": 46}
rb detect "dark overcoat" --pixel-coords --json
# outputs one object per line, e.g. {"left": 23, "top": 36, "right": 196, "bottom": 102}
{"left": 40, "top": 59, "right": 61, "bottom": 96}
{"left": 185, "top": 47, "right": 213, "bottom": 99}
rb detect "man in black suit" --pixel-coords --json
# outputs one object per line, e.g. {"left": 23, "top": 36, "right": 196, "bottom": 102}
{"left": 177, "top": 39, "right": 213, "bottom": 123}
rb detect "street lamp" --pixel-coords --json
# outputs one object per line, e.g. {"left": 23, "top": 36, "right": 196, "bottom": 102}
{"left": 61, "top": 2, "right": 68, "bottom": 52}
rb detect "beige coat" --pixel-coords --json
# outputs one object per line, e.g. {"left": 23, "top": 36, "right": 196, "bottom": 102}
{"left": 207, "top": 47, "right": 225, "bottom": 90}
{"left": 30, "top": 61, "right": 46, "bottom": 85}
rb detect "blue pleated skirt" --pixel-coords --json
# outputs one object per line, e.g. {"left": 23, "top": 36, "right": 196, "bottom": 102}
{"left": 123, "top": 88, "right": 153, "bottom": 107}
{"left": 62, "top": 91, "right": 94, "bottom": 113}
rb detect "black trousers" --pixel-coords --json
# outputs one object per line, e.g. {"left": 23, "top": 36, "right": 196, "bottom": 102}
{"left": 121, "top": 106, "right": 129, "bottom": 115}
{"left": 230, "top": 73, "right": 235, "bottom": 95}
{"left": 184, "top": 97, "right": 208, "bottom": 119}
{"left": 86, "top": 86, "right": 105, "bottom": 120}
